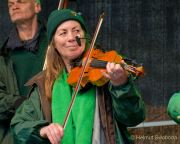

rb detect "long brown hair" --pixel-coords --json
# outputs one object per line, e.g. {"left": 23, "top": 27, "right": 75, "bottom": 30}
{"left": 44, "top": 40, "right": 65, "bottom": 99}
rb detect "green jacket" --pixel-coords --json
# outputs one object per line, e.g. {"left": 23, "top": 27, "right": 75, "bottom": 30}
{"left": 0, "top": 27, "right": 47, "bottom": 144}
{"left": 167, "top": 92, "right": 180, "bottom": 124}
{"left": 11, "top": 72, "right": 146, "bottom": 144}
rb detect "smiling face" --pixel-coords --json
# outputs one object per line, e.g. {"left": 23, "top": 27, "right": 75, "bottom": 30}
{"left": 53, "top": 20, "right": 86, "bottom": 64}
{"left": 8, "top": 0, "right": 41, "bottom": 24}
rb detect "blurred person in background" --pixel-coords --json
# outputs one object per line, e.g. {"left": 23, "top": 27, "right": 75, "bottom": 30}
{"left": 0, "top": 0, "right": 47, "bottom": 143}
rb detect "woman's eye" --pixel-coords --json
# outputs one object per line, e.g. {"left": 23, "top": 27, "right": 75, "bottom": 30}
{"left": 73, "top": 29, "right": 80, "bottom": 34}
{"left": 59, "top": 32, "right": 66, "bottom": 36}
{"left": 76, "top": 29, "right": 80, "bottom": 32}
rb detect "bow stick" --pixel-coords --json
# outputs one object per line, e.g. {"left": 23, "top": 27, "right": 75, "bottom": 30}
{"left": 42, "top": 0, "right": 104, "bottom": 129}
{"left": 63, "top": 13, "right": 105, "bottom": 128}
{"left": 58, "top": 0, "right": 68, "bottom": 10}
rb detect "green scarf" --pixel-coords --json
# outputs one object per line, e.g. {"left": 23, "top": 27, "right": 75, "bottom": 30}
{"left": 52, "top": 70, "right": 96, "bottom": 144}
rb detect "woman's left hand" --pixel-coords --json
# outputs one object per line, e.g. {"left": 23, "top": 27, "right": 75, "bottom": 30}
{"left": 102, "top": 62, "right": 128, "bottom": 86}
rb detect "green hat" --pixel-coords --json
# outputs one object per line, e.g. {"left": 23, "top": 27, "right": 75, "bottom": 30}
{"left": 47, "top": 9, "right": 88, "bottom": 43}
{"left": 167, "top": 92, "right": 180, "bottom": 124}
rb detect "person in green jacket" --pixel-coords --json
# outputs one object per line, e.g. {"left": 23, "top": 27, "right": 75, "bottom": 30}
{"left": 167, "top": 92, "right": 180, "bottom": 124}
{"left": 11, "top": 9, "right": 146, "bottom": 144}
{"left": 0, "top": 0, "right": 47, "bottom": 143}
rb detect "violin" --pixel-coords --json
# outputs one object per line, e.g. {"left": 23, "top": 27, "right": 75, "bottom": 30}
{"left": 67, "top": 48, "right": 144, "bottom": 87}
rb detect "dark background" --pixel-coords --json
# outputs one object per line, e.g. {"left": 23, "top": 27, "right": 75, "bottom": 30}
{"left": 1, "top": 0, "right": 180, "bottom": 143}
{"left": 1, "top": 0, "right": 180, "bottom": 122}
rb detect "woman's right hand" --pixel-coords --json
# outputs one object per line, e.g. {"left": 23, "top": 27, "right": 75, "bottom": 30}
{"left": 40, "top": 123, "right": 64, "bottom": 144}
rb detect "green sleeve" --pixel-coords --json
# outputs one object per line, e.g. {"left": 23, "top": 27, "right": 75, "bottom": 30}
{"left": 167, "top": 92, "right": 180, "bottom": 124}
{"left": 0, "top": 57, "right": 23, "bottom": 121}
{"left": 109, "top": 76, "right": 146, "bottom": 127}
{"left": 10, "top": 87, "right": 50, "bottom": 144}
{"left": 0, "top": 80, "right": 20, "bottom": 121}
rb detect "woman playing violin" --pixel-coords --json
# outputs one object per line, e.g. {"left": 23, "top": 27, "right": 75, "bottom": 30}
{"left": 11, "top": 9, "right": 146, "bottom": 144}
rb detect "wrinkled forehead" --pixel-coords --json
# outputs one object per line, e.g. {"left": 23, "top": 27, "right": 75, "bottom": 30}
{"left": 8, "top": 0, "right": 40, "bottom": 3}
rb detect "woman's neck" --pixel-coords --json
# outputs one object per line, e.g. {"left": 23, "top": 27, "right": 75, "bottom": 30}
{"left": 63, "top": 60, "right": 72, "bottom": 73}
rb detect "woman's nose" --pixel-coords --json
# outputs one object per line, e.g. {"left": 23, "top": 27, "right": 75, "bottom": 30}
{"left": 67, "top": 32, "right": 76, "bottom": 41}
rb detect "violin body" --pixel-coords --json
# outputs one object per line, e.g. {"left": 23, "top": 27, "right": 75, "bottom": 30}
{"left": 67, "top": 49, "right": 144, "bottom": 87}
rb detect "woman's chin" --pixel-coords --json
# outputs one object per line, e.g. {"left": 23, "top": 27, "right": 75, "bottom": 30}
{"left": 69, "top": 51, "right": 83, "bottom": 60}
